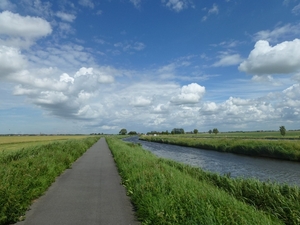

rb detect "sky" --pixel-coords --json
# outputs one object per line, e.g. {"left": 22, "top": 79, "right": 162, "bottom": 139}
{"left": 0, "top": 0, "right": 300, "bottom": 134}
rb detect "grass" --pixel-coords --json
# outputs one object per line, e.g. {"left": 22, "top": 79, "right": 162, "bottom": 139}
{"left": 106, "top": 137, "right": 300, "bottom": 225}
{"left": 0, "top": 135, "right": 91, "bottom": 152}
{"left": 184, "top": 130, "right": 300, "bottom": 139}
{"left": 140, "top": 135, "right": 300, "bottom": 162}
{"left": 0, "top": 136, "right": 99, "bottom": 225}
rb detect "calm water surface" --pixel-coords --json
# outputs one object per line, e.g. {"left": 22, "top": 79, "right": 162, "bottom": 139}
{"left": 124, "top": 136, "right": 300, "bottom": 186}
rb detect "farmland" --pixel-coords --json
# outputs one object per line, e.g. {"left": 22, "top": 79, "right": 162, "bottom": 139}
{"left": 0, "top": 135, "right": 91, "bottom": 152}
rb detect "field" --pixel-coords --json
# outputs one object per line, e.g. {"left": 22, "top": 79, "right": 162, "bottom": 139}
{"left": 140, "top": 132, "right": 300, "bottom": 162}
{"left": 0, "top": 136, "right": 99, "bottom": 225}
{"left": 0, "top": 135, "right": 90, "bottom": 152}
{"left": 107, "top": 137, "right": 300, "bottom": 225}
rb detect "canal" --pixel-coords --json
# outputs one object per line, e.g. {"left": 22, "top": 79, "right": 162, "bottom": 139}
{"left": 124, "top": 136, "right": 300, "bottom": 186}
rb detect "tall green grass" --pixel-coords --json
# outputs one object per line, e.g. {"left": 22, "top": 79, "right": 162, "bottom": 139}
{"left": 0, "top": 137, "right": 99, "bottom": 225}
{"left": 162, "top": 159, "right": 300, "bottom": 225}
{"left": 140, "top": 136, "right": 300, "bottom": 162}
{"left": 107, "top": 137, "right": 290, "bottom": 225}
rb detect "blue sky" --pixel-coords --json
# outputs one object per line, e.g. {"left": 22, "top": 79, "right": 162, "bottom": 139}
{"left": 1, "top": 0, "right": 300, "bottom": 134}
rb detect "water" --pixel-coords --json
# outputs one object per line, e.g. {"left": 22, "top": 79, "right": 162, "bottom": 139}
{"left": 124, "top": 136, "right": 300, "bottom": 186}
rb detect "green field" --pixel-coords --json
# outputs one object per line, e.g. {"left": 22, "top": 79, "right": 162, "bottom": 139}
{"left": 107, "top": 137, "right": 300, "bottom": 225}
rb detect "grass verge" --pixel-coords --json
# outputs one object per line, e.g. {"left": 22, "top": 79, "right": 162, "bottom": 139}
{"left": 140, "top": 135, "right": 300, "bottom": 162}
{"left": 0, "top": 136, "right": 99, "bottom": 225}
{"left": 106, "top": 137, "right": 300, "bottom": 225}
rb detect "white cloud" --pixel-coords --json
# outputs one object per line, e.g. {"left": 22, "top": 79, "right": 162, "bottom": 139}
{"left": 74, "top": 67, "right": 93, "bottom": 77}
{"left": 208, "top": 3, "right": 219, "bottom": 14}
{"left": 292, "top": 4, "right": 300, "bottom": 15}
{"left": 97, "top": 74, "right": 114, "bottom": 83}
{"left": 56, "top": 11, "right": 76, "bottom": 22}
{"left": 152, "top": 104, "right": 169, "bottom": 114}
{"left": 60, "top": 73, "right": 74, "bottom": 84}
{"left": 0, "top": 46, "right": 27, "bottom": 77}
{"left": 78, "top": 0, "right": 94, "bottom": 8}
{"left": 20, "top": 0, "right": 52, "bottom": 17}
{"left": 130, "top": 96, "right": 152, "bottom": 107}
{"left": 200, "top": 102, "right": 218, "bottom": 114}
{"left": 292, "top": 3, "right": 300, "bottom": 14}
{"left": 213, "top": 53, "right": 243, "bottom": 67}
{"left": 239, "top": 39, "right": 300, "bottom": 75}
{"left": 202, "top": 3, "right": 219, "bottom": 21}
{"left": 0, "top": 11, "right": 52, "bottom": 38}
{"left": 0, "top": 11, "right": 52, "bottom": 48}
{"left": 114, "top": 41, "right": 146, "bottom": 52}
{"left": 28, "top": 44, "right": 95, "bottom": 71}
{"left": 130, "top": 0, "right": 141, "bottom": 8}
{"left": 34, "top": 91, "right": 69, "bottom": 105}
{"left": 162, "top": 0, "right": 193, "bottom": 12}
{"left": 171, "top": 83, "right": 205, "bottom": 104}
{"left": 253, "top": 23, "right": 300, "bottom": 43}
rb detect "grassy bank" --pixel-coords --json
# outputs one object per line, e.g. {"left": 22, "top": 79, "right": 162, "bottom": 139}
{"left": 107, "top": 137, "right": 300, "bottom": 225}
{"left": 177, "top": 131, "right": 300, "bottom": 139}
{"left": 140, "top": 135, "right": 300, "bottom": 162}
{"left": 0, "top": 137, "right": 99, "bottom": 225}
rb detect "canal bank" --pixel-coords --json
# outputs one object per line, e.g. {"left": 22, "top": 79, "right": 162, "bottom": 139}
{"left": 124, "top": 136, "right": 300, "bottom": 186}
{"left": 108, "top": 137, "right": 300, "bottom": 225}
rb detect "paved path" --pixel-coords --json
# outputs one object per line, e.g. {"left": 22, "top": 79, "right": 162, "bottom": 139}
{"left": 16, "top": 138, "right": 140, "bottom": 225}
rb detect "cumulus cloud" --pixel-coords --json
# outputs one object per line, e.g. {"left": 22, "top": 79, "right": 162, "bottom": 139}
{"left": 0, "top": 11, "right": 52, "bottom": 48}
{"left": 0, "top": 46, "right": 27, "bottom": 77}
{"left": 6, "top": 65, "right": 125, "bottom": 120}
{"left": 200, "top": 102, "right": 218, "bottom": 115}
{"left": 0, "top": 11, "right": 52, "bottom": 38}
{"left": 239, "top": 39, "right": 300, "bottom": 75}
{"left": 130, "top": 96, "right": 152, "bottom": 107}
{"left": 60, "top": 73, "right": 74, "bottom": 84}
{"left": 213, "top": 53, "right": 243, "bottom": 67}
{"left": 171, "top": 83, "right": 205, "bottom": 104}
{"left": 152, "top": 104, "right": 169, "bottom": 114}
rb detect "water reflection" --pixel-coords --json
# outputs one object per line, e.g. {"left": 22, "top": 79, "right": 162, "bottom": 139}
{"left": 124, "top": 136, "right": 300, "bottom": 186}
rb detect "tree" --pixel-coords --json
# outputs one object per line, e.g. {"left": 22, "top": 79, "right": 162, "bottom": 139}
{"left": 172, "top": 128, "right": 185, "bottom": 134}
{"left": 213, "top": 128, "right": 219, "bottom": 135}
{"left": 208, "top": 129, "right": 212, "bottom": 134}
{"left": 279, "top": 126, "right": 286, "bottom": 137}
{"left": 128, "top": 131, "right": 137, "bottom": 135}
{"left": 119, "top": 128, "right": 127, "bottom": 135}
{"left": 193, "top": 129, "right": 198, "bottom": 134}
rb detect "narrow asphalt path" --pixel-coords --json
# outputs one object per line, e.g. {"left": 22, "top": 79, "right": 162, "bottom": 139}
{"left": 16, "top": 138, "right": 140, "bottom": 225}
